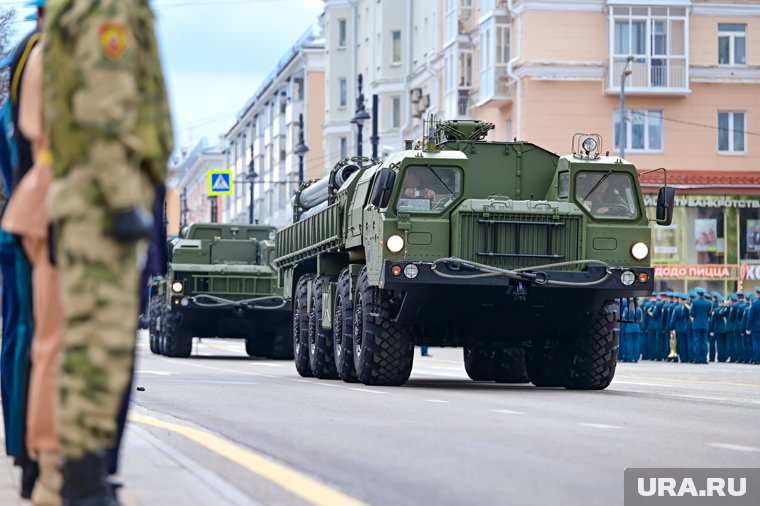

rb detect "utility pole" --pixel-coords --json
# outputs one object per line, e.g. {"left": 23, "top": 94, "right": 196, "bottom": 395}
{"left": 619, "top": 56, "right": 634, "bottom": 160}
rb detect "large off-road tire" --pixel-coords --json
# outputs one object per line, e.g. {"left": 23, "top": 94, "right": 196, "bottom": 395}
{"left": 293, "top": 274, "right": 314, "bottom": 377}
{"left": 308, "top": 276, "right": 338, "bottom": 379}
{"left": 162, "top": 310, "right": 193, "bottom": 358}
{"left": 353, "top": 268, "right": 413, "bottom": 386}
{"left": 564, "top": 300, "right": 620, "bottom": 390}
{"left": 148, "top": 297, "right": 162, "bottom": 355}
{"left": 526, "top": 346, "right": 565, "bottom": 387}
{"left": 463, "top": 344, "right": 494, "bottom": 381}
{"left": 333, "top": 268, "right": 357, "bottom": 383}
{"left": 492, "top": 346, "right": 529, "bottom": 383}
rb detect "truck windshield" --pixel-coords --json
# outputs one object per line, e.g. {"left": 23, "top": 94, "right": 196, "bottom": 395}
{"left": 575, "top": 171, "right": 640, "bottom": 219}
{"left": 397, "top": 165, "right": 462, "bottom": 213}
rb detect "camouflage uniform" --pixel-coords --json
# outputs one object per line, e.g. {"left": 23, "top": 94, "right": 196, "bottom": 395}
{"left": 43, "top": 0, "right": 172, "bottom": 459}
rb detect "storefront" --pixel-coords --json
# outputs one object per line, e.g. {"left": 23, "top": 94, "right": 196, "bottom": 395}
{"left": 641, "top": 171, "right": 760, "bottom": 296}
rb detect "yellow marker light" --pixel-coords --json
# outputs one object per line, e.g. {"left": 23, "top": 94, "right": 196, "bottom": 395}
{"left": 391, "top": 265, "right": 402, "bottom": 276}
{"left": 638, "top": 272, "right": 650, "bottom": 283}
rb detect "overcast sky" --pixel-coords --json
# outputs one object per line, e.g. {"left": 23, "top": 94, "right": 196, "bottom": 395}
{"left": 1, "top": 0, "right": 325, "bottom": 153}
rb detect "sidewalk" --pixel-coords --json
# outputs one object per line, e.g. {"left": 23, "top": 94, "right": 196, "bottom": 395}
{"left": 0, "top": 413, "right": 255, "bottom": 505}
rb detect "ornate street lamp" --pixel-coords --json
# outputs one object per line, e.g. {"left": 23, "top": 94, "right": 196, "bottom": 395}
{"left": 619, "top": 55, "right": 634, "bottom": 160}
{"left": 351, "top": 73, "right": 371, "bottom": 159}
{"left": 293, "top": 113, "right": 309, "bottom": 187}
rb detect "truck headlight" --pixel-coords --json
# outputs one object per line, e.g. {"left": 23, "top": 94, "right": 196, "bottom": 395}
{"left": 172, "top": 281, "right": 184, "bottom": 293}
{"left": 620, "top": 270, "right": 635, "bottom": 286}
{"left": 631, "top": 242, "right": 649, "bottom": 260}
{"left": 582, "top": 137, "right": 597, "bottom": 153}
{"left": 387, "top": 235, "right": 405, "bottom": 253}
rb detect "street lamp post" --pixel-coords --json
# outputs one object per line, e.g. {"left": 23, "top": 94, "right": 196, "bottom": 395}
{"left": 180, "top": 187, "right": 189, "bottom": 228}
{"left": 619, "top": 55, "right": 634, "bottom": 160}
{"left": 293, "top": 113, "right": 309, "bottom": 187}
{"left": 247, "top": 143, "right": 256, "bottom": 224}
{"left": 371, "top": 94, "right": 379, "bottom": 160}
{"left": 351, "top": 73, "right": 371, "bottom": 160}
{"left": 208, "top": 195, "right": 217, "bottom": 223}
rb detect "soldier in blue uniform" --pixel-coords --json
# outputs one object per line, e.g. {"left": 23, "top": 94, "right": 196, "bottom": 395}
{"left": 640, "top": 295, "right": 652, "bottom": 360}
{"left": 645, "top": 294, "right": 663, "bottom": 361}
{"left": 670, "top": 293, "right": 688, "bottom": 362}
{"left": 690, "top": 287, "right": 712, "bottom": 364}
{"left": 747, "top": 288, "right": 760, "bottom": 364}
{"left": 621, "top": 298, "right": 642, "bottom": 362}
{"left": 710, "top": 293, "right": 729, "bottom": 362}
{"left": 665, "top": 292, "right": 680, "bottom": 361}
{"left": 736, "top": 293, "right": 750, "bottom": 363}
{"left": 727, "top": 293, "right": 739, "bottom": 362}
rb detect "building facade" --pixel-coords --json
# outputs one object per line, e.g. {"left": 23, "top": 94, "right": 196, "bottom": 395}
{"left": 174, "top": 139, "right": 225, "bottom": 228}
{"left": 221, "top": 26, "right": 326, "bottom": 228}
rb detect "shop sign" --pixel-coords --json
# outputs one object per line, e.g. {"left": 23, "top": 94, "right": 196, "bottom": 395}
{"left": 740, "top": 263, "right": 760, "bottom": 281}
{"left": 654, "top": 264, "right": 738, "bottom": 280}
{"left": 643, "top": 195, "right": 760, "bottom": 208}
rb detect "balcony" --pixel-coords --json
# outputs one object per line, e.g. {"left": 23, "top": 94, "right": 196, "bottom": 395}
{"left": 477, "top": 65, "right": 512, "bottom": 105}
{"left": 608, "top": 56, "right": 689, "bottom": 95}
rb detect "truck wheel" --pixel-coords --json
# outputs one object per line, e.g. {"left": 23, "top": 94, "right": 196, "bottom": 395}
{"left": 334, "top": 268, "right": 357, "bottom": 383}
{"left": 353, "top": 268, "right": 413, "bottom": 386}
{"left": 269, "top": 330, "right": 294, "bottom": 360}
{"left": 162, "top": 310, "right": 192, "bottom": 358}
{"left": 308, "top": 276, "right": 338, "bottom": 379}
{"left": 245, "top": 336, "right": 266, "bottom": 357}
{"left": 293, "top": 274, "right": 314, "bottom": 377}
{"left": 564, "top": 300, "right": 619, "bottom": 390}
{"left": 463, "top": 344, "right": 494, "bottom": 381}
{"left": 492, "top": 346, "right": 530, "bottom": 383}
{"left": 148, "top": 297, "right": 162, "bottom": 355}
{"left": 526, "top": 344, "right": 565, "bottom": 387}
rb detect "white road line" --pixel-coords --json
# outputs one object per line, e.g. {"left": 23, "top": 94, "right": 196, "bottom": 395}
{"left": 708, "top": 443, "right": 760, "bottom": 453}
{"left": 174, "top": 361, "right": 281, "bottom": 380}
{"left": 135, "top": 370, "right": 173, "bottom": 376}
{"left": 423, "top": 399, "right": 450, "bottom": 403}
{"left": 348, "top": 388, "right": 388, "bottom": 395}
{"left": 415, "top": 371, "right": 467, "bottom": 378}
{"left": 613, "top": 380, "right": 679, "bottom": 388}
{"left": 430, "top": 366, "right": 465, "bottom": 372}
{"left": 247, "top": 363, "right": 283, "bottom": 368}
{"left": 656, "top": 393, "right": 760, "bottom": 406}
{"left": 490, "top": 409, "right": 524, "bottom": 415}
{"left": 579, "top": 423, "right": 622, "bottom": 430}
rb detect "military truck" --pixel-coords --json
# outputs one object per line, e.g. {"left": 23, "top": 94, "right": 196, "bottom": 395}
{"left": 274, "top": 119, "right": 674, "bottom": 389}
{"left": 148, "top": 223, "right": 292, "bottom": 359}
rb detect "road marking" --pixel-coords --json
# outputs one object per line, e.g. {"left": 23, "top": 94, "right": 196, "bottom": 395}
{"left": 613, "top": 380, "right": 679, "bottom": 388}
{"left": 616, "top": 373, "right": 760, "bottom": 390}
{"left": 175, "top": 360, "right": 281, "bottom": 379}
{"left": 415, "top": 371, "right": 466, "bottom": 378}
{"left": 248, "top": 362, "right": 283, "bottom": 367}
{"left": 490, "top": 409, "right": 524, "bottom": 415}
{"left": 579, "top": 423, "right": 622, "bottom": 430}
{"left": 708, "top": 443, "right": 760, "bottom": 453}
{"left": 135, "top": 370, "right": 173, "bottom": 376}
{"left": 130, "top": 413, "right": 366, "bottom": 506}
{"left": 652, "top": 392, "right": 760, "bottom": 406}
{"left": 423, "top": 399, "right": 450, "bottom": 403}
{"left": 348, "top": 388, "right": 388, "bottom": 395}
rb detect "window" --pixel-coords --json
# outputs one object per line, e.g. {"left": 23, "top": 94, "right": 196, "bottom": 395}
{"left": 718, "top": 111, "right": 746, "bottom": 153}
{"left": 392, "top": 31, "right": 402, "bottom": 64}
{"left": 339, "top": 78, "right": 347, "bottom": 108}
{"left": 614, "top": 110, "right": 663, "bottom": 152}
{"left": 609, "top": 6, "right": 688, "bottom": 90}
{"left": 740, "top": 208, "right": 760, "bottom": 260}
{"left": 575, "top": 172, "right": 640, "bottom": 220}
{"left": 718, "top": 23, "right": 746, "bottom": 65}
{"left": 479, "top": 19, "right": 510, "bottom": 101}
{"left": 392, "top": 97, "right": 401, "bottom": 128}
{"left": 340, "top": 137, "right": 347, "bottom": 159}
{"left": 397, "top": 166, "right": 463, "bottom": 214}
{"left": 338, "top": 19, "right": 347, "bottom": 48}
{"left": 558, "top": 172, "right": 569, "bottom": 199}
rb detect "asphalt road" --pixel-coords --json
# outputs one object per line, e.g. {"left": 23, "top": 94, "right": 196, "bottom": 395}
{"left": 129, "top": 334, "right": 760, "bottom": 506}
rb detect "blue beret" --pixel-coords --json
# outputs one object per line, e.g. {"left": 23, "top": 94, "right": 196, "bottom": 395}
{"left": 729, "top": 293, "right": 738, "bottom": 301}
{"left": 717, "top": 294, "right": 725, "bottom": 302}
{"left": 24, "top": 12, "right": 38, "bottom": 21}
{"left": 25, "top": 0, "right": 46, "bottom": 7}
{"left": 665, "top": 291, "right": 674, "bottom": 297}
{"left": 696, "top": 287, "right": 706, "bottom": 295}
{"left": 679, "top": 293, "right": 688, "bottom": 300}
{"left": 744, "top": 292, "right": 752, "bottom": 299}
{"left": 688, "top": 290, "right": 697, "bottom": 298}
{"left": 756, "top": 286, "right": 760, "bottom": 294}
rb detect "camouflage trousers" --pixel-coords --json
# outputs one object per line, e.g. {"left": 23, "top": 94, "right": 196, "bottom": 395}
{"left": 55, "top": 185, "right": 153, "bottom": 458}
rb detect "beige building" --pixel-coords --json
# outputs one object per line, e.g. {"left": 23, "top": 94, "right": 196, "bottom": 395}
{"left": 174, "top": 140, "right": 224, "bottom": 227}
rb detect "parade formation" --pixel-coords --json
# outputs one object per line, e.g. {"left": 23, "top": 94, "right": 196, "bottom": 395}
{"left": 0, "top": 1, "right": 758, "bottom": 506}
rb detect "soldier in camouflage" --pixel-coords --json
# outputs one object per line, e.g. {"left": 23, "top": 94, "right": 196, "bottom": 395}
{"left": 43, "top": 0, "right": 172, "bottom": 502}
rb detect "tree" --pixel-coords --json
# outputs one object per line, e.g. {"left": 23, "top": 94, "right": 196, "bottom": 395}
{"left": 0, "top": 8, "right": 17, "bottom": 103}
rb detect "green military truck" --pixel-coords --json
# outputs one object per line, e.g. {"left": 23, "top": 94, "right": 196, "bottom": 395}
{"left": 148, "top": 223, "right": 292, "bottom": 359}
{"left": 274, "top": 119, "right": 673, "bottom": 389}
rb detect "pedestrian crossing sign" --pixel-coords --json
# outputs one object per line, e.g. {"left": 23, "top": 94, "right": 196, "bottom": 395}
{"left": 207, "top": 169, "right": 233, "bottom": 196}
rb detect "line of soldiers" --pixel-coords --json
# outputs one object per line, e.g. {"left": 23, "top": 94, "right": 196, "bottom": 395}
{"left": 619, "top": 287, "right": 760, "bottom": 364}
{"left": 0, "top": 1, "right": 171, "bottom": 505}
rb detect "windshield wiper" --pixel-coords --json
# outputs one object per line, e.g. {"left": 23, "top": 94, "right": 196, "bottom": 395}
{"left": 582, "top": 168, "right": 614, "bottom": 201}
{"left": 425, "top": 164, "right": 453, "bottom": 195}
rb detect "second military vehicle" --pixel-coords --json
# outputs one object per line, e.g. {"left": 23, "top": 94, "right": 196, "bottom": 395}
{"left": 148, "top": 223, "right": 292, "bottom": 359}
{"left": 274, "top": 119, "right": 674, "bottom": 389}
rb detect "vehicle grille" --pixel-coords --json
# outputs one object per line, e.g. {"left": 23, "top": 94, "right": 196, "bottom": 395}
{"left": 456, "top": 212, "right": 583, "bottom": 270}
{"left": 174, "top": 272, "right": 275, "bottom": 298}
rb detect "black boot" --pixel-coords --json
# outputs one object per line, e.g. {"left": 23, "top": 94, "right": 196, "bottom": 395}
{"left": 20, "top": 457, "right": 39, "bottom": 499}
{"left": 61, "top": 452, "right": 118, "bottom": 506}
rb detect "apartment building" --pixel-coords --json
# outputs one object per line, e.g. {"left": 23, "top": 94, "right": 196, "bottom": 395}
{"left": 174, "top": 139, "right": 224, "bottom": 227}
{"left": 221, "top": 27, "right": 326, "bottom": 228}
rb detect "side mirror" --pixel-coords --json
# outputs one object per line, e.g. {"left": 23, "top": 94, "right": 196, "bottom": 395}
{"left": 370, "top": 168, "right": 397, "bottom": 208}
{"left": 656, "top": 186, "right": 675, "bottom": 226}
